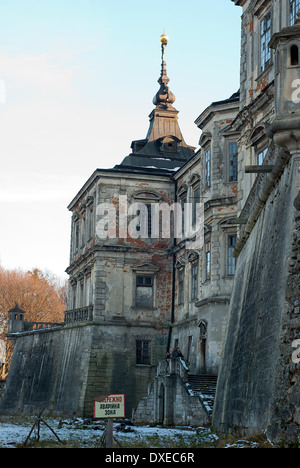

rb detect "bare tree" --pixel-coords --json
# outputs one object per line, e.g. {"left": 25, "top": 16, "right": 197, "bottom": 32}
{"left": 0, "top": 266, "right": 66, "bottom": 380}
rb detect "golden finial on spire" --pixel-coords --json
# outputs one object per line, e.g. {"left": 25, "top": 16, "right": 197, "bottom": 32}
{"left": 153, "top": 33, "right": 175, "bottom": 108}
{"left": 160, "top": 33, "right": 169, "bottom": 61}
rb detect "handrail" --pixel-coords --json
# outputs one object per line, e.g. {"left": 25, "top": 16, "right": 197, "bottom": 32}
{"left": 156, "top": 357, "right": 189, "bottom": 381}
{"left": 64, "top": 306, "right": 94, "bottom": 324}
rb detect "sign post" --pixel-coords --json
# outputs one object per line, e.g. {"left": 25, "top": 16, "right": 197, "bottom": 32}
{"left": 94, "top": 394, "right": 125, "bottom": 448}
{"left": 106, "top": 418, "right": 114, "bottom": 448}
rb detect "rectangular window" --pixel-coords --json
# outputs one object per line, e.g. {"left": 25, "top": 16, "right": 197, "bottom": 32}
{"left": 80, "top": 283, "right": 84, "bottom": 308}
{"left": 136, "top": 204, "right": 153, "bottom": 238}
{"left": 145, "top": 204, "right": 152, "bottom": 238}
{"left": 178, "top": 269, "right": 184, "bottom": 305}
{"left": 181, "top": 196, "right": 187, "bottom": 235}
{"left": 290, "top": 0, "right": 300, "bottom": 25}
{"left": 75, "top": 223, "right": 79, "bottom": 251}
{"left": 72, "top": 286, "right": 76, "bottom": 310}
{"left": 136, "top": 340, "right": 151, "bottom": 365}
{"left": 205, "top": 242, "right": 211, "bottom": 281}
{"left": 205, "top": 149, "right": 211, "bottom": 187}
{"left": 228, "top": 235, "right": 237, "bottom": 276}
{"left": 191, "top": 263, "right": 198, "bottom": 301}
{"left": 192, "top": 186, "right": 200, "bottom": 225}
{"left": 87, "top": 207, "right": 94, "bottom": 240}
{"left": 229, "top": 142, "right": 238, "bottom": 182}
{"left": 260, "top": 12, "right": 271, "bottom": 73}
{"left": 81, "top": 217, "right": 86, "bottom": 246}
{"left": 85, "top": 276, "right": 91, "bottom": 307}
{"left": 257, "top": 147, "right": 268, "bottom": 165}
{"left": 136, "top": 275, "right": 153, "bottom": 308}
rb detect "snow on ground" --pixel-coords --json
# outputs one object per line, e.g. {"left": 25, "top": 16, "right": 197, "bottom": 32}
{"left": 0, "top": 417, "right": 217, "bottom": 448}
{"left": 0, "top": 417, "right": 270, "bottom": 448}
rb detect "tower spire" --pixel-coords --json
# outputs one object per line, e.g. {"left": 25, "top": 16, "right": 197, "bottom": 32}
{"left": 161, "top": 33, "right": 168, "bottom": 61}
{"left": 116, "top": 33, "right": 195, "bottom": 172}
{"left": 153, "top": 33, "right": 176, "bottom": 108}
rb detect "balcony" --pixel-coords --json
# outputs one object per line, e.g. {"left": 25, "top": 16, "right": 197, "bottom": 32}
{"left": 64, "top": 306, "right": 93, "bottom": 324}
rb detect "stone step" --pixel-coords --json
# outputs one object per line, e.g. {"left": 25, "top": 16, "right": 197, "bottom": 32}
{"left": 188, "top": 375, "right": 218, "bottom": 389}
{"left": 186, "top": 374, "right": 218, "bottom": 415}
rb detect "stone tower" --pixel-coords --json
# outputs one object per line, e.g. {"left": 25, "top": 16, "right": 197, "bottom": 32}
{"left": 8, "top": 304, "right": 25, "bottom": 334}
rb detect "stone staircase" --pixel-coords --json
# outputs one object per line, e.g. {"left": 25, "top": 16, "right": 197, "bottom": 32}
{"left": 185, "top": 374, "right": 218, "bottom": 416}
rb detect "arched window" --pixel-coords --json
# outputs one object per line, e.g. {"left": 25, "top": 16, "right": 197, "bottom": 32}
{"left": 291, "top": 45, "right": 299, "bottom": 66}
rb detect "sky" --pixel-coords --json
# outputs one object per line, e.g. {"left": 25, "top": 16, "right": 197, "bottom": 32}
{"left": 0, "top": 0, "right": 242, "bottom": 281}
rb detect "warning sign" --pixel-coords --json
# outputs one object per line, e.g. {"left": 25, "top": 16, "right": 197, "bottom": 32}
{"left": 94, "top": 394, "right": 125, "bottom": 419}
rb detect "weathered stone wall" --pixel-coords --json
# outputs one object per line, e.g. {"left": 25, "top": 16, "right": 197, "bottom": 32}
{"left": 82, "top": 323, "right": 168, "bottom": 418}
{"left": 213, "top": 155, "right": 300, "bottom": 442}
{"left": 0, "top": 325, "right": 93, "bottom": 416}
{"left": 267, "top": 191, "right": 300, "bottom": 442}
{"left": 0, "top": 322, "right": 168, "bottom": 418}
{"left": 133, "top": 359, "right": 210, "bottom": 427}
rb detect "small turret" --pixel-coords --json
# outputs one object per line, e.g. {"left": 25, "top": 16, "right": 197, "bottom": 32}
{"left": 8, "top": 304, "right": 26, "bottom": 333}
{"left": 267, "top": 13, "right": 300, "bottom": 207}
{"left": 269, "top": 11, "right": 300, "bottom": 121}
{"left": 268, "top": 11, "right": 300, "bottom": 154}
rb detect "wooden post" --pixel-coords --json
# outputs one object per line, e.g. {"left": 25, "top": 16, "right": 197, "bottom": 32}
{"left": 106, "top": 419, "right": 114, "bottom": 448}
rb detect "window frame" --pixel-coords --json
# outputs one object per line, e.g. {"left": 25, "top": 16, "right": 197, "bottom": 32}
{"left": 205, "top": 241, "right": 211, "bottom": 281}
{"left": 192, "top": 185, "right": 200, "bottom": 226}
{"left": 257, "top": 147, "right": 268, "bottom": 166}
{"left": 178, "top": 268, "right": 185, "bottom": 305}
{"left": 260, "top": 11, "right": 272, "bottom": 74}
{"left": 290, "top": 0, "right": 300, "bottom": 26}
{"left": 227, "top": 234, "right": 237, "bottom": 276}
{"left": 135, "top": 274, "right": 154, "bottom": 308}
{"left": 80, "top": 216, "right": 86, "bottom": 247}
{"left": 205, "top": 148, "right": 211, "bottom": 188}
{"left": 180, "top": 195, "right": 187, "bottom": 237}
{"left": 136, "top": 340, "right": 151, "bottom": 366}
{"left": 229, "top": 141, "right": 238, "bottom": 182}
{"left": 191, "top": 262, "right": 198, "bottom": 301}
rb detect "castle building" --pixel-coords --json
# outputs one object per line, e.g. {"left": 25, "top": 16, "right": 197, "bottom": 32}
{"left": 1, "top": 1, "right": 298, "bottom": 443}
{"left": 62, "top": 34, "right": 240, "bottom": 420}
{"left": 0, "top": 34, "right": 238, "bottom": 423}
{"left": 63, "top": 35, "right": 198, "bottom": 418}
